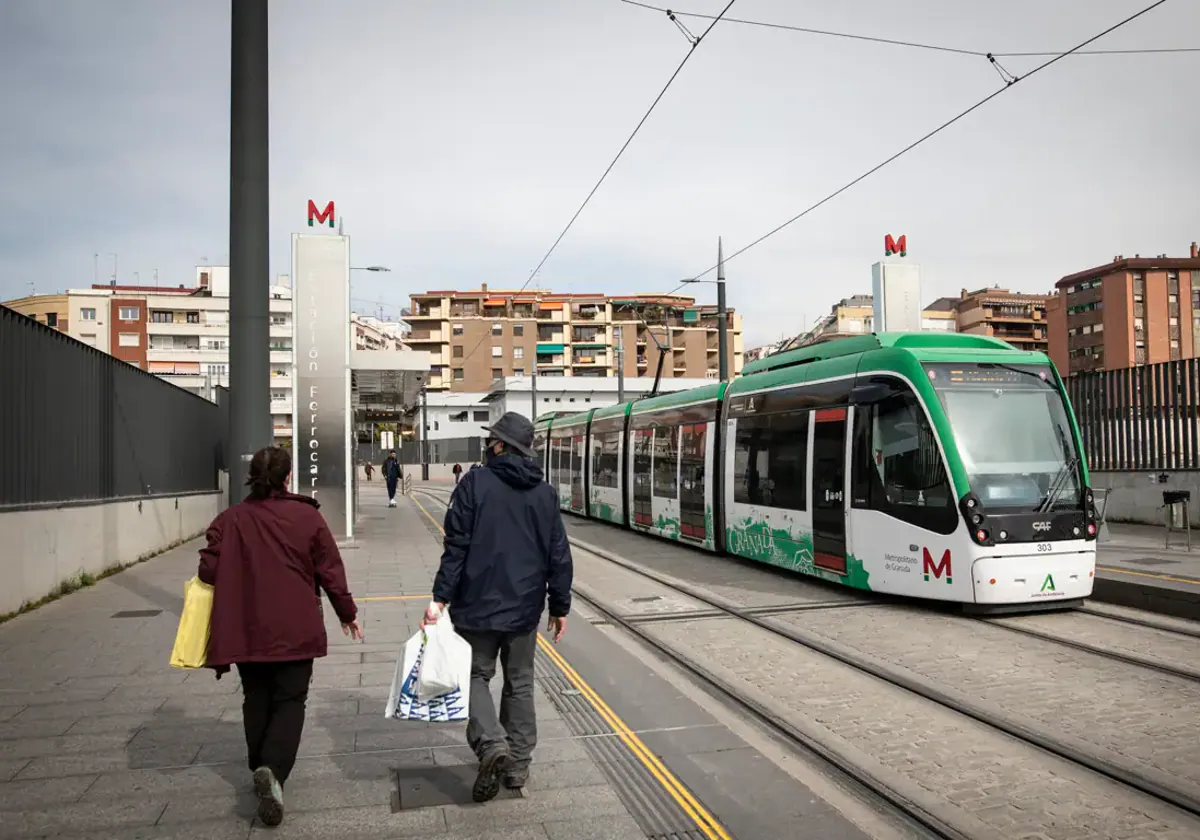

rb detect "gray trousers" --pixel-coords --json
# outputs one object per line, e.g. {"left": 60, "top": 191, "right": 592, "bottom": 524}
{"left": 458, "top": 628, "right": 538, "bottom": 769}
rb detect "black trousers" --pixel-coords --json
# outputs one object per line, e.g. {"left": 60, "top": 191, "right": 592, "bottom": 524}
{"left": 236, "top": 659, "right": 314, "bottom": 785}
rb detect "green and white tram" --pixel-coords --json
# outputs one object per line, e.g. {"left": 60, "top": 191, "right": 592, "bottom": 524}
{"left": 532, "top": 332, "right": 1098, "bottom": 609}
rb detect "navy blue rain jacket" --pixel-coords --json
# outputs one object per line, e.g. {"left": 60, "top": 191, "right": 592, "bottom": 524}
{"left": 432, "top": 452, "right": 573, "bottom": 634}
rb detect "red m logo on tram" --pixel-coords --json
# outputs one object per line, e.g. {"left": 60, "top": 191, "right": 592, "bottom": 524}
{"left": 307, "top": 200, "right": 335, "bottom": 228}
{"left": 922, "top": 548, "right": 952, "bottom": 583}
{"left": 884, "top": 233, "right": 907, "bottom": 256}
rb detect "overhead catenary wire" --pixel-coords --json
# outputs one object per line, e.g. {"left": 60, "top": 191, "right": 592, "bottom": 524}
{"left": 673, "top": 0, "right": 1174, "bottom": 300}
{"left": 621, "top": 0, "right": 1198, "bottom": 59}
{"left": 457, "top": 0, "right": 739, "bottom": 369}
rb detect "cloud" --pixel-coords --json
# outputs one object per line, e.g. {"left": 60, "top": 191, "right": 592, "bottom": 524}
{"left": 2, "top": 0, "right": 1197, "bottom": 347}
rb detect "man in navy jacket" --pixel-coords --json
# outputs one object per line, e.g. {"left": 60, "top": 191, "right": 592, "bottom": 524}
{"left": 424, "top": 412, "right": 573, "bottom": 802}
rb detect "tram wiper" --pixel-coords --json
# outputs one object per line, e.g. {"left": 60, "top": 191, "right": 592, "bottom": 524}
{"left": 1037, "top": 423, "right": 1078, "bottom": 514}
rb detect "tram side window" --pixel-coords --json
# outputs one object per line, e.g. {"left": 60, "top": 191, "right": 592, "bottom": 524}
{"left": 851, "top": 391, "right": 956, "bottom": 534}
{"left": 732, "top": 411, "right": 808, "bottom": 511}
{"left": 551, "top": 437, "right": 564, "bottom": 486}
{"left": 593, "top": 432, "right": 619, "bottom": 488}
{"left": 652, "top": 425, "right": 678, "bottom": 499}
{"left": 533, "top": 432, "right": 546, "bottom": 466}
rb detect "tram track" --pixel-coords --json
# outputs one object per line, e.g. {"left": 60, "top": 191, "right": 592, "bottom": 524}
{"left": 978, "top": 613, "right": 1200, "bottom": 684}
{"left": 1075, "top": 603, "right": 1200, "bottom": 640}
{"left": 412, "top": 487, "right": 1200, "bottom": 839}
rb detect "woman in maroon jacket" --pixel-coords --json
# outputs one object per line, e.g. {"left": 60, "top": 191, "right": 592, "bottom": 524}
{"left": 198, "top": 446, "right": 363, "bottom": 827}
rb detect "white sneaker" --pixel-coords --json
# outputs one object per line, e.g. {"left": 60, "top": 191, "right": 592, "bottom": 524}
{"left": 389, "top": 499, "right": 396, "bottom": 507}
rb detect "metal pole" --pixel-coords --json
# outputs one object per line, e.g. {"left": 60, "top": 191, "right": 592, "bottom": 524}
{"left": 717, "top": 236, "right": 729, "bottom": 382}
{"left": 228, "top": 0, "right": 271, "bottom": 505}
{"left": 615, "top": 327, "right": 625, "bottom": 402}
{"left": 420, "top": 385, "right": 429, "bottom": 480}
{"left": 531, "top": 369, "right": 538, "bottom": 421}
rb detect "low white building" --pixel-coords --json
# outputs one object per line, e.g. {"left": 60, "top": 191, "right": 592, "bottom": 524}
{"left": 482, "top": 375, "right": 716, "bottom": 425}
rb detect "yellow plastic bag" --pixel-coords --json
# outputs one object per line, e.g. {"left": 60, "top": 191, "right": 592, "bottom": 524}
{"left": 169, "top": 575, "right": 214, "bottom": 669}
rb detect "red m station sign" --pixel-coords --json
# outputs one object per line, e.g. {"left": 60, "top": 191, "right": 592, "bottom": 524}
{"left": 884, "top": 234, "right": 907, "bottom": 257}
{"left": 307, "top": 200, "right": 335, "bottom": 228}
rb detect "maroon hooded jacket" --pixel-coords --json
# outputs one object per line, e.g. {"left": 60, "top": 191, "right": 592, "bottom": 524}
{"left": 197, "top": 492, "right": 357, "bottom": 670}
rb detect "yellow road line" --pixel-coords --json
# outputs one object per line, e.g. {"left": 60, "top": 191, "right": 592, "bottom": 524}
{"left": 405, "top": 494, "right": 730, "bottom": 840}
{"left": 1096, "top": 565, "right": 1200, "bottom": 586}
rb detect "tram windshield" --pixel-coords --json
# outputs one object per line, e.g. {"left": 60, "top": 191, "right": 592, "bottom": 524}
{"left": 923, "top": 362, "right": 1083, "bottom": 512}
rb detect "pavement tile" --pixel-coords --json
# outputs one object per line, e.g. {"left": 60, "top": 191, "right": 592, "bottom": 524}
{"left": 0, "top": 494, "right": 654, "bottom": 840}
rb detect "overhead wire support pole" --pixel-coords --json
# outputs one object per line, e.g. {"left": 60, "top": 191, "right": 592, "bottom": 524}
{"left": 717, "top": 237, "right": 728, "bottom": 382}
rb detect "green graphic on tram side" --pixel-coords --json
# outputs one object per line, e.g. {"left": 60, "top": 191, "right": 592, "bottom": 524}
{"left": 654, "top": 513, "right": 680, "bottom": 541}
{"left": 726, "top": 516, "right": 871, "bottom": 591}
{"left": 1041, "top": 574, "right": 1056, "bottom": 592}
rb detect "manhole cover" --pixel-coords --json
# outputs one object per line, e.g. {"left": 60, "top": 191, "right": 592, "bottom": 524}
{"left": 111, "top": 610, "right": 162, "bottom": 618}
{"left": 1126, "top": 557, "right": 1181, "bottom": 567}
{"left": 394, "top": 765, "right": 523, "bottom": 810}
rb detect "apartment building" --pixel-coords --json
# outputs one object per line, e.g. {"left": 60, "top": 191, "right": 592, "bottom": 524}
{"left": 925, "top": 286, "right": 1051, "bottom": 353}
{"left": 404, "top": 286, "right": 744, "bottom": 392}
{"left": 806, "top": 294, "right": 956, "bottom": 343}
{"left": 1046, "top": 242, "right": 1200, "bottom": 374}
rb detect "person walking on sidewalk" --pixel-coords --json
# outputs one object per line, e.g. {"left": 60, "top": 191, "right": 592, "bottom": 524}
{"left": 198, "top": 446, "right": 364, "bottom": 828}
{"left": 452, "top": 462, "right": 462, "bottom": 484}
{"left": 382, "top": 450, "right": 402, "bottom": 507}
{"left": 423, "top": 411, "right": 573, "bottom": 802}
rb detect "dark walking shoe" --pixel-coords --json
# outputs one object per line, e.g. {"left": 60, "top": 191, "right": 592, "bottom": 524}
{"left": 252, "top": 766, "right": 284, "bottom": 826}
{"left": 503, "top": 765, "right": 529, "bottom": 790}
{"left": 472, "top": 747, "right": 510, "bottom": 803}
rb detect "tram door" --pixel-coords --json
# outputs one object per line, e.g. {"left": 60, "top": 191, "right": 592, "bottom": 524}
{"left": 811, "top": 408, "right": 848, "bottom": 574}
{"left": 678, "top": 423, "right": 707, "bottom": 541}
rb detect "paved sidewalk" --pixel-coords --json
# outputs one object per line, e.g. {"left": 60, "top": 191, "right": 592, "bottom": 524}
{"left": 0, "top": 491, "right": 644, "bottom": 839}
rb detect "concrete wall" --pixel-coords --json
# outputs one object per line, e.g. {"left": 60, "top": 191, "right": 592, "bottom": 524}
{"left": 0, "top": 489, "right": 224, "bottom": 616}
{"left": 1091, "top": 470, "right": 1200, "bottom": 526}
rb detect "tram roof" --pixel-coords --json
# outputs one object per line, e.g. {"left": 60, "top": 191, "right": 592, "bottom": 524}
{"left": 630, "top": 381, "right": 727, "bottom": 415}
{"left": 590, "top": 401, "right": 631, "bottom": 422}
{"left": 740, "top": 332, "right": 1037, "bottom": 378}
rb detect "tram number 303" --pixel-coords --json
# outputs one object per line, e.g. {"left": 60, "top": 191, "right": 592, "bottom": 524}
{"left": 1036, "top": 543, "right": 1053, "bottom": 552}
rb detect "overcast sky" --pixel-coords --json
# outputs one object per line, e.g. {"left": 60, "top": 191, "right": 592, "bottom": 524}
{"left": 2, "top": 0, "right": 1196, "bottom": 347}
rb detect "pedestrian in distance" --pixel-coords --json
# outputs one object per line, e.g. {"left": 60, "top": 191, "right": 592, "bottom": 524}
{"left": 364, "top": 461, "right": 373, "bottom": 482}
{"left": 382, "top": 450, "right": 401, "bottom": 507}
{"left": 422, "top": 411, "right": 572, "bottom": 803}
{"left": 197, "top": 446, "right": 364, "bottom": 828}
{"left": 452, "top": 462, "right": 462, "bottom": 484}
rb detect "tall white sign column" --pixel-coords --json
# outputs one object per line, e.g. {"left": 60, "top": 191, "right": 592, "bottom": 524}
{"left": 292, "top": 233, "right": 353, "bottom": 540}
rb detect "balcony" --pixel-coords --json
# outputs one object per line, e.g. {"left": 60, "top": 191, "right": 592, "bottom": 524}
{"left": 270, "top": 349, "right": 294, "bottom": 364}
{"left": 408, "top": 305, "right": 443, "bottom": 319}
{"left": 407, "top": 327, "right": 447, "bottom": 343}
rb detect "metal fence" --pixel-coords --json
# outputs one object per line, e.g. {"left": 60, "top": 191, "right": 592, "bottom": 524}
{"left": 1064, "top": 357, "right": 1200, "bottom": 472}
{"left": 0, "top": 306, "right": 222, "bottom": 508}
{"left": 354, "top": 436, "right": 484, "bottom": 468}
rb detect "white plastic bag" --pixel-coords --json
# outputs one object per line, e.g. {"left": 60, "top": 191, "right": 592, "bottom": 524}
{"left": 417, "top": 618, "right": 470, "bottom": 701}
{"left": 384, "top": 617, "right": 472, "bottom": 722}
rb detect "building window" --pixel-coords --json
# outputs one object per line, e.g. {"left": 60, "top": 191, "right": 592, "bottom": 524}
{"left": 492, "top": 323, "right": 503, "bottom": 335}
{"left": 453, "top": 368, "right": 464, "bottom": 381}
{"left": 514, "top": 347, "right": 524, "bottom": 360}
{"left": 491, "top": 346, "right": 502, "bottom": 358}
{"left": 45, "top": 312, "right": 58, "bottom": 327}
{"left": 187, "top": 311, "right": 200, "bottom": 323}
{"left": 473, "top": 410, "right": 489, "bottom": 422}
{"left": 119, "top": 306, "right": 140, "bottom": 321}
{"left": 118, "top": 332, "right": 140, "bottom": 347}
{"left": 492, "top": 368, "right": 503, "bottom": 380}
{"left": 452, "top": 323, "right": 464, "bottom": 336}
{"left": 453, "top": 345, "right": 464, "bottom": 358}
{"left": 513, "top": 324, "right": 524, "bottom": 337}
{"left": 80, "top": 308, "right": 96, "bottom": 321}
